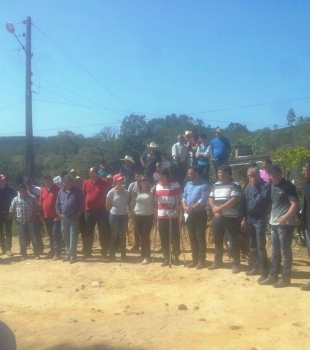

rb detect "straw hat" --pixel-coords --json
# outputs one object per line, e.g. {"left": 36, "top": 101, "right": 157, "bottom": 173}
{"left": 148, "top": 142, "right": 158, "bottom": 148}
{"left": 121, "top": 155, "right": 134, "bottom": 163}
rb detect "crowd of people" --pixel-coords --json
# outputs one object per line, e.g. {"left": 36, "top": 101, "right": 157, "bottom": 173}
{"left": 1, "top": 128, "right": 310, "bottom": 291}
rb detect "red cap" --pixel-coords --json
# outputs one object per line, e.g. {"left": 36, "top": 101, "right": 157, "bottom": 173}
{"left": 0, "top": 174, "right": 6, "bottom": 181}
{"left": 113, "top": 174, "right": 124, "bottom": 182}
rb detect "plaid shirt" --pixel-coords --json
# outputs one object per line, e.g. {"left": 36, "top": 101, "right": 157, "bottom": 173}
{"left": 9, "top": 194, "right": 38, "bottom": 224}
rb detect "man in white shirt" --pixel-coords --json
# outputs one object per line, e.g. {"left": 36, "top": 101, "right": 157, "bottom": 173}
{"left": 172, "top": 135, "right": 189, "bottom": 190}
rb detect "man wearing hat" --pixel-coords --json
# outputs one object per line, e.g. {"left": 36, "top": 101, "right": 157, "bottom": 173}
{"left": 53, "top": 170, "right": 68, "bottom": 188}
{"left": 140, "top": 142, "right": 161, "bottom": 186}
{"left": 259, "top": 165, "right": 298, "bottom": 288}
{"left": 210, "top": 128, "right": 231, "bottom": 177}
{"left": 172, "top": 135, "right": 189, "bottom": 190}
{"left": 188, "top": 129, "right": 200, "bottom": 166}
{"left": 0, "top": 175, "right": 17, "bottom": 256}
{"left": 120, "top": 155, "right": 135, "bottom": 189}
{"left": 69, "top": 169, "right": 78, "bottom": 179}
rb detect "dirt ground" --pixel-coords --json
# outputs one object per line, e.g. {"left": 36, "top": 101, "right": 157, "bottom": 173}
{"left": 1, "top": 225, "right": 310, "bottom": 350}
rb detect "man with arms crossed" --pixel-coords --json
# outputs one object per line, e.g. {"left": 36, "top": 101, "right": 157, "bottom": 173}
{"left": 182, "top": 167, "right": 209, "bottom": 269}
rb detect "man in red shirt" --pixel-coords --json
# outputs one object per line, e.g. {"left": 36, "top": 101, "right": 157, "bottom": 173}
{"left": 39, "top": 174, "right": 62, "bottom": 260}
{"left": 188, "top": 129, "right": 200, "bottom": 166}
{"left": 82, "top": 167, "right": 111, "bottom": 259}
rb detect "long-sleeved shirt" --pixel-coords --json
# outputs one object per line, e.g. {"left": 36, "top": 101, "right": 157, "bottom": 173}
{"left": 172, "top": 142, "right": 189, "bottom": 160}
{"left": 183, "top": 178, "right": 210, "bottom": 210}
{"left": 0, "top": 185, "right": 17, "bottom": 217}
{"left": 196, "top": 143, "right": 211, "bottom": 166}
{"left": 301, "top": 181, "right": 310, "bottom": 229}
{"left": 244, "top": 179, "right": 271, "bottom": 221}
{"left": 9, "top": 193, "right": 38, "bottom": 224}
{"left": 56, "top": 186, "right": 85, "bottom": 217}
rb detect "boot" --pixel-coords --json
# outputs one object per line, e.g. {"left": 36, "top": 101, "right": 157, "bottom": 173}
{"left": 196, "top": 260, "right": 205, "bottom": 270}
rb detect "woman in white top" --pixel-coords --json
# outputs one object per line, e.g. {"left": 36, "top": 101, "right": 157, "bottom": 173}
{"left": 133, "top": 175, "right": 155, "bottom": 264}
{"left": 106, "top": 174, "right": 129, "bottom": 261}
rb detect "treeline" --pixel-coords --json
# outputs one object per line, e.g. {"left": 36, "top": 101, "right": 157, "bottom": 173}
{"left": 1, "top": 112, "right": 310, "bottom": 186}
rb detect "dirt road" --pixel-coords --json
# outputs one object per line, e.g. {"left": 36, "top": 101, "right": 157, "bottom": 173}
{"left": 1, "top": 232, "right": 310, "bottom": 350}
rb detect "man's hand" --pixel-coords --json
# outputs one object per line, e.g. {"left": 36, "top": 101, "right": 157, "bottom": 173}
{"left": 241, "top": 220, "right": 247, "bottom": 228}
{"left": 184, "top": 206, "right": 192, "bottom": 214}
{"left": 212, "top": 206, "right": 221, "bottom": 214}
{"left": 214, "top": 212, "right": 222, "bottom": 219}
{"left": 53, "top": 216, "right": 60, "bottom": 222}
{"left": 170, "top": 211, "right": 178, "bottom": 219}
{"left": 277, "top": 217, "right": 287, "bottom": 226}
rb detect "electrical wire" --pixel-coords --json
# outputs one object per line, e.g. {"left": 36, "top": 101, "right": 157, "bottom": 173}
{"left": 32, "top": 23, "right": 133, "bottom": 112}
{"left": 0, "top": 101, "right": 24, "bottom": 111}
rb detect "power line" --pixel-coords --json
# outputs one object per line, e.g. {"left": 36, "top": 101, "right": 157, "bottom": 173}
{"left": 0, "top": 101, "right": 24, "bottom": 111}
{"left": 32, "top": 74, "right": 124, "bottom": 116}
{"left": 32, "top": 23, "right": 133, "bottom": 112}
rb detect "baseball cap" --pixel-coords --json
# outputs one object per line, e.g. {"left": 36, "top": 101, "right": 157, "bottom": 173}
{"left": 113, "top": 174, "right": 124, "bottom": 182}
{"left": 268, "top": 165, "right": 282, "bottom": 175}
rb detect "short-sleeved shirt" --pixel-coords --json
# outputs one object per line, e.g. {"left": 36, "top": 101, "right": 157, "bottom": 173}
{"left": 156, "top": 181, "right": 181, "bottom": 219}
{"left": 83, "top": 177, "right": 111, "bottom": 211}
{"left": 107, "top": 188, "right": 129, "bottom": 215}
{"left": 183, "top": 178, "right": 210, "bottom": 211}
{"left": 209, "top": 180, "right": 242, "bottom": 218}
{"left": 39, "top": 185, "right": 61, "bottom": 219}
{"left": 142, "top": 151, "right": 161, "bottom": 177}
{"left": 9, "top": 194, "right": 38, "bottom": 224}
{"left": 128, "top": 181, "right": 138, "bottom": 211}
{"left": 270, "top": 178, "right": 298, "bottom": 226}
{"left": 172, "top": 143, "right": 189, "bottom": 160}
{"left": 210, "top": 137, "right": 231, "bottom": 161}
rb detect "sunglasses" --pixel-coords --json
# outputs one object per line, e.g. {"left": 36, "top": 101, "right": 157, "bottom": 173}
{"left": 139, "top": 179, "right": 148, "bottom": 182}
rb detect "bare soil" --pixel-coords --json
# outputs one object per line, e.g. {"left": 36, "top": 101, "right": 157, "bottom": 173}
{"left": 1, "top": 225, "right": 310, "bottom": 350}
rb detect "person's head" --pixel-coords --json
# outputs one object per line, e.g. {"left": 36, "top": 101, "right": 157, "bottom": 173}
{"left": 69, "top": 169, "right": 78, "bottom": 178}
{"left": 198, "top": 134, "right": 207, "bottom": 144}
{"left": 247, "top": 167, "right": 261, "bottom": 187}
{"left": 215, "top": 128, "right": 223, "bottom": 138}
{"left": 0, "top": 174, "right": 7, "bottom": 189}
{"left": 249, "top": 162, "right": 258, "bottom": 168}
{"left": 17, "top": 183, "right": 28, "bottom": 197}
{"left": 262, "top": 158, "right": 272, "bottom": 171}
{"left": 106, "top": 174, "right": 113, "bottom": 186}
{"left": 121, "top": 155, "right": 134, "bottom": 167}
{"left": 89, "top": 167, "right": 99, "bottom": 181}
{"left": 185, "top": 131, "right": 191, "bottom": 141}
{"left": 63, "top": 175, "right": 74, "bottom": 190}
{"left": 268, "top": 165, "right": 283, "bottom": 185}
{"left": 156, "top": 167, "right": 170, "bottom": 183}
{"left": 302, "top": 160, "right": 310, "bottom": 181}
{"left": 100, "top": 160, "right": 106, "bottom": 170}
{"left": 188, "top": 166, "right": 201, "bottom": 182}
{"left": 60, "top": 170, "right": 68, "bottom": 179}
{"left": 134, "top": 170, "right": 141, "bottom": 181}
{"left": 74, "top": 176, "right": 84, "bottom": 189}
{"left": 23, "top": 177, "right": 33, "bottom": 190}
{"left": 177, "top": 134, "right": 186, "bottom": 145}
{"left": 113, "top": 174, "right": 124, "bottom": 188}
{"left": 42, "top": 174, "right": 54, "bottom": 189}
{"left": 137, "top": 175, "right": 150, "bottom": 194}
{"left": 218, "top": 165, "right": 232, "bottom": 182}
{"left": 148, "top": 142, "right": 158, "bottom": 152}
{"left": 161, "top": 153, "right": 168, "bottom": 162}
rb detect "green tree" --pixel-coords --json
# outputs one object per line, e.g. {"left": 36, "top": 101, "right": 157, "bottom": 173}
{"left": 287, "top": 108, "right": 296, "bottom": 126}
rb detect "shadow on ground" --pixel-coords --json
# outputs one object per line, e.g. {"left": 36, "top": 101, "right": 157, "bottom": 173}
{"left": 44, "top": 343, "right": 146, "bottom": 350}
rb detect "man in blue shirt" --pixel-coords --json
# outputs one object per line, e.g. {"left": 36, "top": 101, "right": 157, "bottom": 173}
{"left": 182, "top": 167, "right": 210, "bottom": 269}
{"left": 196, "top": 134, "right": 211, "bottom": 183}
{"left": 56, "top": 175, "right": 85, "bottom": 264}
{"left": 210, "top": 128, "right": 231, "bottom": 177}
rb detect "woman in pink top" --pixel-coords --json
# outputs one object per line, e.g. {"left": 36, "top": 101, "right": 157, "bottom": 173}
{"left": 259, "top": 158, "right": 272, "bottom": 182}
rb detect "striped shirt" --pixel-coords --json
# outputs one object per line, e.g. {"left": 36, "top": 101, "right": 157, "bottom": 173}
{"left": 209, "top": 180, "right": 242, "bottom": 218}
{"left": 9, "top": 193, "right": 38, "bottom": 224}
{"left": 156, "top": 181, "right": 181, "bottom": 219}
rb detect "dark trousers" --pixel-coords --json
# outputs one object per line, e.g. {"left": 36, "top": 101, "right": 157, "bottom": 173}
{"left": 135, "top": 215, "right": 153, "bottom": 259}
{"left": 45, "top": 218, "right": 62, "bottom": 256}
{"left": 34, "top": 216, "right": 44, "bottom": 251}
{"left": 158, "top": 218, "right": 180, "bottom": 259}
{"left": 213, "top": 216, "right": 240, "bottom": 267}
{"left": 186, "top": 210, "right": 207, "bottom": 262}
{"left": 213, "top": 159, "right": 228, "bottom": 178}
{"left": 0, "top": 216, "right": 13, "bottom": 251}
{"left": 198, "top": 164, "right": 210, "bottom": 183}
{"left": 109, "top": 213, "right": 128, "bottom": 259}
{"left": 84, "top": 207, "right": 110, "bottom": 255}
{"left": 17, "top": 221, "right": 39, "bottom": 256}
{"left": 174, "top": 161, "right": 186, "bottom": 190}
{"left": 132, "top": 213, "right": 140, "bottom": 248}
{"left": 247, "top": 216, "right": 268, "bottom": 274}
{"left": 269, "top": 225, "right": 294, "bottom": 280}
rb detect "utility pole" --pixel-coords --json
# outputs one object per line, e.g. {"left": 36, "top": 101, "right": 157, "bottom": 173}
{"left": 25, "top": 16, "right": 35, "bottom": 182}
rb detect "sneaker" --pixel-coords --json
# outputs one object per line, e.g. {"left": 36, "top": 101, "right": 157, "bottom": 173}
{"left": 6, "top": 250, "right": 13, "bottom": 256}
{"left": 273, "top": 279, "right": 290, "bottom": 288}
{"left": 187, "top": 261, "right": 198, "bottom": 269}
{"left": 258, "top": 276, "right": 278, "bottom": 285}
{"left": 141, "top": 258, "right": 149, "bottom": 265}
{"left": 257, "top": 274, "right": 268, "bottom": 283}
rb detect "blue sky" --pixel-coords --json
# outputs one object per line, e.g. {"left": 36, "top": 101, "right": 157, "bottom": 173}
{"left": 1, "top": 0, "right": 310, "bottom": 137}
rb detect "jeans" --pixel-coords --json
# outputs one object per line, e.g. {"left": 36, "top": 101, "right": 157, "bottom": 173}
{"left": 158, "top": 218, "right": 180, "bottom": 259}
{"left": 174, "top": 161, "right": 187, "bottom": 190}
{"left": 61, "top": 215, "right": 80, "bottom": 257}
{"left": 45, "top": 218, "right": 62, "bottom": 256}
{"left": 109, "top": 213, "right": 128, "bottom": 259}
{"left": 186, "top": 210, "right": 207, "bottom": 262}
{"left": 84, "top": 208, "right": 110, "bottom": 255}
{"left": 213, "top": 159, "right": 228, "bottom": 178}
{"left": 212, "top": 216, "right": 240, "bottom": 267}
{"left": 0, "top": 216, "right": 13, "bottom": 251}
{"left": 305, "top": 229, "right": 310, "bottom": 256}
{"left": 247, "top": 216, "right": 268, "bottom": 274}
{"left": 17, "top": 221, "right": 39, "bottom": 256}
{"left": 33, "top": 216, "right": 44, "bottom": 251}
{"left": 198, "top": 164, "right": 210, "bottom": 183}
{"left": 135, "top": 215, "right": 153, "bottom": 259}
{"left": 269, "top": 225, "right": 294, "bottom": 280}
{"left": 132, "top": 213, "right": 140, "bottom": 248}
